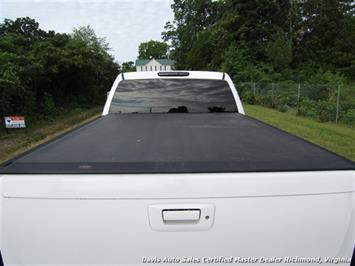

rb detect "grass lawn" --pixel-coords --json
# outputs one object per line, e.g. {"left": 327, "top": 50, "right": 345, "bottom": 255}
{"left": 0, "top": 107, "right": 101, "bottom": 164}
{"left": 244, "top": 104, "right": 355, "bottom": 161}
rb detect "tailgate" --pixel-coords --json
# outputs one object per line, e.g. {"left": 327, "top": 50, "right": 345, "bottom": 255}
{"left": 1, "top": 171, "right": 354, "bottom": 265}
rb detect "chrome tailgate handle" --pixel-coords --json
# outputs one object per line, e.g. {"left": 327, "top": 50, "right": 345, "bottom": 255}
{"left": 162, "top": 209, "right": 201, "bottom": 223}
{"left": 149, "top": 204, "right": 214, "bottom": 231}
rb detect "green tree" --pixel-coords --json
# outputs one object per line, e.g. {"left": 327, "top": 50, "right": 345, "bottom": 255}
{"left": 295, "top": 0, "right": 355, "bottom": 76}
{"left": 73, "top": 25, "right": 109, "bottom": 53}
{"left": 122, "top": 61, "right": 135, "bottom": 72}
{"left": 162, "top": 0, "right": 220, "bottom": 69}
{"left": 265, "top": 29, "right": 292, "bottom": 71}
{"left": 138, "top": 40, "right": 168, "bottom": 59}
{"left": 163, "top": 0, "right": 355, "bottom": 80}
{"left": 0, "top": 17, "right": 120, "bottom": 120}
{"left": 0, "top": 17, "right": 47, "bottom": 40}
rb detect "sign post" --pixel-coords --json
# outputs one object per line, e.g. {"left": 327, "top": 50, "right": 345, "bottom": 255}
{"left": 4, "top": 116, "right": 27, "bottom": 133}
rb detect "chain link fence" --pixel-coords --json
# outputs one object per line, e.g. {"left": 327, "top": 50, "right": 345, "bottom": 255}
{"left": 237, "top": 82, "right": 355, "bottom": 125}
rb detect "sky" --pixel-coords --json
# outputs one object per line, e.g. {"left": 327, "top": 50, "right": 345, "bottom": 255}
{"left": 0, "top": 0, "right": 174, "bottom": 63}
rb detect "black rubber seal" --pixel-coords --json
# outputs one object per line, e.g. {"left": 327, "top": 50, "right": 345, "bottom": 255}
{"left": 0, "top": 249, "right": 4, "bottom": 266}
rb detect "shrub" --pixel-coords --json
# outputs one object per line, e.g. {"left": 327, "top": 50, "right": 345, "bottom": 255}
{"left": 340, "top": 110, "right": 355, "bottom": 125}
{"left": 298, "top": 99, "right": 318, "bottom": 118}
{"left": 276, "top": 104, "right": 288, "bottom": 112}
{"left": 317, "top": 101, "right": 336, "bottom": 122}
{"left": 42, "top": 92, "right": 56, "bottom": 121}
{"left": 241, "top": 90, "right": 256, "bottom": 104}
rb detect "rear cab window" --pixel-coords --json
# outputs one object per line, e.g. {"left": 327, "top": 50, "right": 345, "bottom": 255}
{"left": 109, "top": 79, "right": 237, "bottom": 114}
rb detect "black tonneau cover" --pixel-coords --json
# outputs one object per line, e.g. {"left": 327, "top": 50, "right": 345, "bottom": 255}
{"left": 1, "top": 113, "right": 354, "bottom": 173}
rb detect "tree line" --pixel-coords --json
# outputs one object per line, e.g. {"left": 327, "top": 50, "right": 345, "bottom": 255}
{"left": 163, "top": 0, "right": 354, "bottom": 81}
{"left": 162, "top": 0, "right": 355, "bottom": 124}
{"left": 1, "top": 1, "right": 354, "bottom": 125}
{"left": 0, "top": 17, "right": 119, "bottom": 122}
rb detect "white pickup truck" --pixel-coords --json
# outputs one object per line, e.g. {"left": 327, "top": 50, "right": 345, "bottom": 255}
{"left": 0, "top": 71, "right": 354, "bottom": 266}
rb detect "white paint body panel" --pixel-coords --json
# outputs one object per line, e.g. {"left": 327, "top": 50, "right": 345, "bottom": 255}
{"left": 2, "top": 171, "right": 354, "bottom": 199}
{"left": 0, "top": 171, "right": 354, "bottom": 265}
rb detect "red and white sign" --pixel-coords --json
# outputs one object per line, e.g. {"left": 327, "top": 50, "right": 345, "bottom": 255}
{"left": 4, "top": 116, "right": 26, "bottom": 129}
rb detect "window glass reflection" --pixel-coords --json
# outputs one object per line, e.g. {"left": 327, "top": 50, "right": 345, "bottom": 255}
{"left": 109, "top": 79, "right": 237, "bottom": 114}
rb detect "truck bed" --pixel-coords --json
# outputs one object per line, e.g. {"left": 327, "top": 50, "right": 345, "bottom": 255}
{"left": 1, "top": 113, "right": 353, "bottom": 173}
